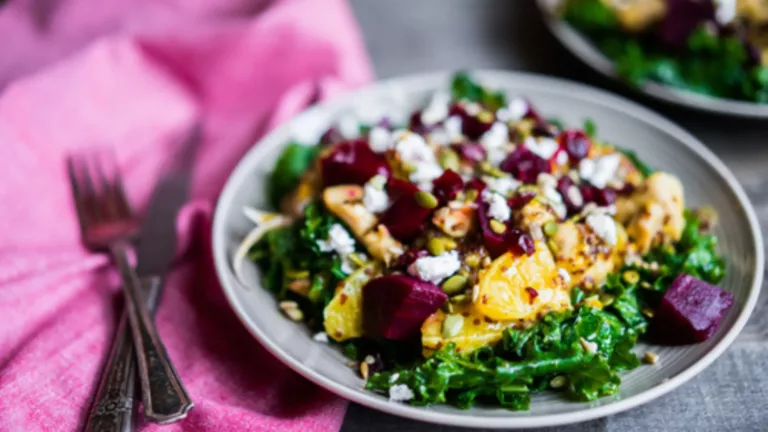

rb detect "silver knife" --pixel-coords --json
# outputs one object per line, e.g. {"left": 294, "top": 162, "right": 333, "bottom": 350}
{"left": 84, "top": 124, "right": 201, "bottom": 432}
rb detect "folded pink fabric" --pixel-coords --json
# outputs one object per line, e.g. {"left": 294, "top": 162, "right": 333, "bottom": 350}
{"left": 0, "top": 0, "right": 373, "bottom": 430}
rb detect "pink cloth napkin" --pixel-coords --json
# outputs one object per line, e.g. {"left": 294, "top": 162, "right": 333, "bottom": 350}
{"left": 0, "top": 0, "right": 373, "bottom": 430}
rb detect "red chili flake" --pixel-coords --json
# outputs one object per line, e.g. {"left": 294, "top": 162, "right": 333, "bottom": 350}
{"left": 481, "top": 294, "right": 489, "bottom": 304}
{"left": 525, "top": 287, "right": 539, "bottom": 304}
{"left": 473, "top": 318, "right": 481, "bottom": 326}
{"left": 340, "top": 293, "right": 348, "bottom": 305}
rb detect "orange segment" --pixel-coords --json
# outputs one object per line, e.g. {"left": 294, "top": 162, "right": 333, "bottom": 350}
{"left": 323, "top": 262, "right": 381, "bottom": 341}
{"left": 421, "top": 303, "right": 514, "bottom": 357}
{"left": 476, "top": 241, "right": 571, "bottom": 321}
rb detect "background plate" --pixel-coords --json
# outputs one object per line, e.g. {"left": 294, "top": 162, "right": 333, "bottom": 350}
{"left": 212, "top": 70, "right": 763, "bottom": 429}
{"left": 537, "top": 0, "right": 768, "bottom": 118}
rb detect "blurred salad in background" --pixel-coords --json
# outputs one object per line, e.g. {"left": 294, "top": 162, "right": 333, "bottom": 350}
{"left": 560, "top": 0, "right": 768, "bottom": 103}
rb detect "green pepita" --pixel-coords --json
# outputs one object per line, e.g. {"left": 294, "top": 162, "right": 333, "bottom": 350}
{"left": 441, "top": 314, "right": 464, "bottom": 338}
{"left": 599, "top": 293, "right": 615, "bottom": 307}
{"left": 549, "top": 375, "right": 567, "bottom": 389}
{"left": 427, "top": 237, "right": 445, "bottom": 256}
{"left": 622, "top": 270, "right": 640, "bottom": 285}
{"left": 285, "top": 269, "right": 310, "bottom": 280}
{"left": 415, "top": 190, "right": 438, "bottom": 209}
{"left": 490, "top": 219, "right": 507, "bottom": 234}
{"left": 348, "top": 253, "right": 367, "bottom": 268}
{"left": 465, "top": 253, "right": 481, "bottom": 268}
{"left": 465, "top": 189, "right": 479, "bottom": 203}
{"left": 441, "top": 274, "right": 468, "bottom": 295}
{"left": 543, "top": 220, "right": 558, "bottom": 237}
{"left": 438, "top": 148, "right": 460, "bottom": 171}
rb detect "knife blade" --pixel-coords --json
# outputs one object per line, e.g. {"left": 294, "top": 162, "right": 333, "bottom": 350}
{"left": 84, "top": 124, "right": 201, "bottom": 432}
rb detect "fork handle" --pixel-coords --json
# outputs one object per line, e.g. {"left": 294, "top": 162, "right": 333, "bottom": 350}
{"left": 84, "top": 276, "right": 162, "bottom": 432}
{"left": 110, "top": 242, "right": 194, "bottom": 424}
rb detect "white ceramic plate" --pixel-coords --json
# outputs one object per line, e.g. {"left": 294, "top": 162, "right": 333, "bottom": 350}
{"left": 212, "top": 71, "right": 763, "bottom": 429}
{"left": 537, "top": 0, "right": 768, "bottom": 118}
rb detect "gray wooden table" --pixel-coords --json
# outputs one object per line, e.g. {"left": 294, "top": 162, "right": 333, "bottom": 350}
{"left": 342, "top": 1, "right": 768, "bottom": 431}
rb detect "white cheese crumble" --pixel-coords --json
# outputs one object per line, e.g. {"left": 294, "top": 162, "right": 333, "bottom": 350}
{"left": 480, "top": 122, "right": 510, "bottom": 165}
{"left": 337, "top": 113, "right": 360, "bottom": 139}
{"left": 567, "top": 185, "right": 584, "bottom": 207}
{"left": 537, "top": 173, "right": 566, "bottom": 219}
{"left": 485, "top": 175, "right": 520, "bottom": 197}
{"left": 393, "top": 131, "right": 443, "bottom": 189}
{"left": 482, "top": 189, "right": 511, "bottom": 222}
{"left": 558, "top": 268, "right": 571, "bottom": 284}
{"left": 578, "top": 154, "right": 621, "bottom": 189}
{"left": 715, "top": 0, "right": 736, "bottom": 23}
{"left": 585, "top": 212, "right": 617, "bottom": 246}
{"left": 363, "top": 175, "right": 390, "bottom": 213}
{"left": 389, "top": 384, "right": 415, "bottom": 402}
{"left": 495, "top": 97, "right": 528, "bottom": 122}
{"left": 421, "top": 92, "right": 452, "bottom": 126}
{"left": 389, "top": 373, "right": 400, "bottom": 384}
{"left": 409, "top": 251, "right": 461, "bottom": 284}
{"left": 504, "top": 265, "right": 518, "bottom": 279}
{"left": 313, "top": 332, "right": 329, "bottom": 343}
{"left": 464, "top": 102, "right": 482, "bottom": 116}
{"left": 317, "top": 224, "right": 357, "bottom": 273}
{"left": 444, "top": 115, "right": 463, "bottom": 142}
{"left": 524, "top": 136, "right": 559, "bottom": 160}
{"left": 555, "top": 150, "right": 569, "bottom": 166}
{"left": 368, "top": 126, "right": 393, "bottom": 153}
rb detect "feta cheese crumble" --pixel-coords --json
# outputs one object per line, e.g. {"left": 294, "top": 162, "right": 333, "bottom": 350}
{"left": 409, "top": 250, "right": 461, "bottom": 284}
{"left": 586, "top": 212, "right": 617, "bottom": 246}
{"left": 555, "top": 150, "right": 569, "bottom": 166}
{"left": 368, "top": 126, "right": 393, "bottom": 153}
{"left": 421, "top": 92, "right": 451, "bottom": 126}
{"left": 363, "top": 175, "right": 390, "bottom": 213}
{"left": 524, "top": 136, "right": 559, "bottom": 160}
{"left": 482, "top": 189, "right": 511, "bottom": 222}
{"left": 485, "top": 175, "right": 520, "bottom": 197}
{"left": 337, "top": 113, "right": 360, "bottom": 139}
{"left": 537, "top": 173, "right": 566, "bottom": 219}
{"left": 578, "top": 154, "right": 621, "bottom": 189}
{"left": 394, "top": 131, "right": 443, "bottom": 189}
{"left": 317, "top": 224, "right": 357, "bottom": 273}
{"left": 389, "top": 384, "right": 415, "bottom": 402}
{"left": 444, "top": 115, "right": 463, "bottom": 142}
{"left": 313, "top": 332, "right": 329, "bottom": 343}
{"left": 566, "top": 185, "right": 584, "bottom": 207}
{"left": 496, "top": 97, "right": 528, "bottom": 122}
{"left": 715, "top": 0, "right": 736, "bottom": 23}
{"left": 480, "top": 122, "right": 510, "bottom": 165}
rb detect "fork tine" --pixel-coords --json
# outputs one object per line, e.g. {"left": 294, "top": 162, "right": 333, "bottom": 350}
{"left": 67, "top": 155, "right": 89, "bottom": 231}
{"left": 102, "top": 149, "right": 133, "bottom": 219}
{"left": 91, "top": 150, "right": 120, "bottom": 221}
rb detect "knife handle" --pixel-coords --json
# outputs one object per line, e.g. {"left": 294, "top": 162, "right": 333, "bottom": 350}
{"left": 84, "top": 276, "right": 162, "bottom": 432}
{"left": 110, "top": 242, "right": 194, "bottom": 424}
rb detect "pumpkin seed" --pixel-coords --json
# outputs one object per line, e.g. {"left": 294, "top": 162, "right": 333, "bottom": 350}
{"left": 285, "top": 269, "right": 310, "bottom": 279}
{"left": 547, "top": 239, "right": 559, "bottom": 254}
{"left": 465, "top": 189, "right": 479, "bottom": 202}
{"left": 441, "top": 238, "right": 458, "bottom": 250}
{"left": 543, "top": 220, "right": 558, "bottom": 237}
{"left": 598, "top": 293, "right": 615, "bottom": 307}
{"left": 642, "top": 307, "right": 655, "bottom": 318}
{"left": 549, "top": 376, "right": 567, "bottom": 389}
{"left": 348, "top": 252, "right": 367, "bottom": 267}
{"left": 441, "top": 314, "right": 465, "bottom": 339}
{"left": 401, "top": 162, "right": 417, "bottom": 174}
{"left": 279, "top": 301, "right": 304, "bottom": 321}
{"left": 643, "top": 351, "right": 659, "bottom": 365}
{"left": 438, "top": 148, "right": 460, "bottom": 171}
{"left": 622, "top": 270, "right": 640, "bottom": 285}
{"left": 441, "top": 274, "right": 468, "bottom": 295}
{"left": 465, "top": 253, "right": 481, "bottom": 268}
{"left": 490, "top": 219, "right": 507, "bottom": 234}
{"left": 477, "top": 110, "right": 494, "bottom": 124}
{"left": 450, "top": 294, "right": 470, "bottom": 304}
{"left": 427, "top": 237, "right": 445, "bottom": 256}
{"left": 415, "top": 190, "right": 438, "bottom": 209}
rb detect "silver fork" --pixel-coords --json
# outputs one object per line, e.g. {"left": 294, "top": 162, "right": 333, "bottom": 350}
{"left": 67, "top": 150, "right": 193, "bottom": 424}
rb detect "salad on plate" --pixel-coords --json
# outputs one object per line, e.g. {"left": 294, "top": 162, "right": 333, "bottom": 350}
{"left": 558, "top": 0, "right": 768, "bottom": 103}
{"left": 234, "top": 73, "right": 732, "bottom": 411}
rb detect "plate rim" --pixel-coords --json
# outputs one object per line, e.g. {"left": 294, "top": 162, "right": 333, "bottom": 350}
{"left": 212, "top": 70, "right": 764, "bottom": 429}
{"left": 536, "top": 0, "right": 768, "bottom": 118}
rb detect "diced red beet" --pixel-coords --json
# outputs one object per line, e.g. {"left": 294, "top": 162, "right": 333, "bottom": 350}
{"left": 651, "top": 274, "right": 734, "bottom": 345}
{"left": 449, "top": 104, "right": 493, "bottom": 140}
{"left": 524, "top": 103, "right": 544, "bottom": 124}
{"left": 408, "top": 111, "right": 434, "bottom": 135}
{"left": 531, "top": 123, "right": 556, "bottom": 138}
{"left": 432, "top": 170, "right": 464, "bottom": 204}
{"left": 465, "top": 177, "right": 487, "bottom": 194}
{"left": 321, "top": 139, "right": 391, "bottom": 186}
{"left": 379, "top": 181, "right": 433, "bottom": 241}
{"left": 525, "top": 287, "right": 539, "bottom": 304}
{"left": 557, "top": 130, "right": 591, "bottom": 162}
{"left": 508, "top": 191, "right": 536, "bottom": 210}
{"left": 453, "top": 143, "right": 486, "bottom": 163}
{"left": 579, "top": 184, "right": 617, "bottom": 207}
{"left": 363, "top": 275, "right": 447, "bottom": 341}
{"left": 476, "top": 192, "right": 535, "bottom": 258}
{"left": 557, "top": 176, "right": 581, "bottom": 215}
{"left": 500, "top": 146, "right": 551, "bottom": 184}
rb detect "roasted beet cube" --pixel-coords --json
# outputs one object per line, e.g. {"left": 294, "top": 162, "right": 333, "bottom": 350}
{"left": 320, "top": 139, "right": 391, "bottom": 186}
{"left": 449, "top": 104, "right": 493, "bottom": 140}
{"left": 651, "top": 274, "right": 734, "bottom": 345}
{"left": 500, "top": 146, "right": 551, "bottom": 184}
{"left": 363, "top": 275, "right": 447, "bottom": 341}
{"left": 432, "top": 169, "right": 464, "bottom": 204}
{"left": 558, "top": 130, "right": 591, "bottom": 162}
{"left": 379, "top": 181, "right": 433, "bottom": 241}
{"left": 476, "top": 192, "right": 535, "bottom": 258}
